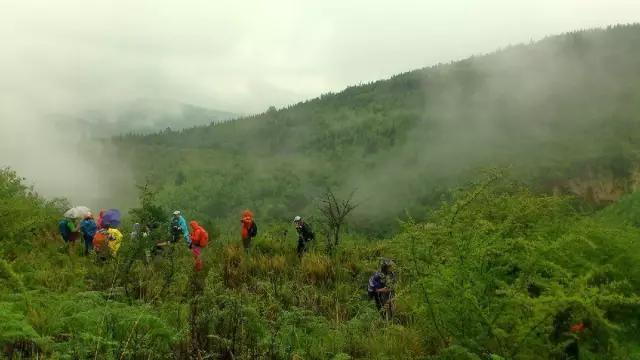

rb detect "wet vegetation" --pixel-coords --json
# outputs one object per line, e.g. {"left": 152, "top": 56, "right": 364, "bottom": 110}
{"left": 2, "top": 168, "right": 640, "bottom": 358}
{"left": 3, "top": 25, "right": 640, "bottom": 359}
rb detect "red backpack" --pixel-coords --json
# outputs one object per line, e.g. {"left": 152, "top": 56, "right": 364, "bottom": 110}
{"left": 197, "top": 227, "right": 209, "bottom": 248}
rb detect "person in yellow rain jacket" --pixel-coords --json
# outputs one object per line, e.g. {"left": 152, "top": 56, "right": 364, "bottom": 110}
{"left": 106, "top": 227, "right": 123, "bottom": 256}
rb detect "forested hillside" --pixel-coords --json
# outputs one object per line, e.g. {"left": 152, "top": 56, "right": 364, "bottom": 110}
{"left": 118, "top": 25, "right": 640, "bottom": 233}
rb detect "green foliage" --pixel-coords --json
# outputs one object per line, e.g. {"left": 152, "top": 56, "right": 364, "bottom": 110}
{"left": 0, "top": 168, "right": 62, "bottom": 256}
{"left": 597, "top": 191, "right": 640, "bottom": 227}
{"left": 392, "top": 173, "right": 640, "bottom": 359}
{"left": 129, "top": 183, "right": 166, "bottom": 229}
{"left": 2, "top": 167, "right": 640, "bottom": 358}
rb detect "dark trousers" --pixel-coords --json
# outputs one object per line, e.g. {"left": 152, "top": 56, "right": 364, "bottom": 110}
{"left": 83, "top": 236, "right": 93, "bottom": 254}
{"left": 369, "top": 291, "right": 393, "bottom": 318}
{"left": 242, "top": 236, "right": 253, "bottom": 250}
{"left": 369, "top": 291, "right": 383, "bottom": 310}
{"left": 297, "top": 237, "right": 307, "bottom": 256}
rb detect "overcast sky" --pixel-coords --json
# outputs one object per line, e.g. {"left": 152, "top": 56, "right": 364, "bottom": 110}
{"left": 1, "top": 0, "right": 639, "bottom": 114}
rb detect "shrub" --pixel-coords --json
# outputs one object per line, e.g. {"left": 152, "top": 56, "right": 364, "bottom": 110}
{"left": 301, "top": 253, "right": 334, "bottom": 285}
{"left": 222, "top": 245, "right": 247, "bottom": 287}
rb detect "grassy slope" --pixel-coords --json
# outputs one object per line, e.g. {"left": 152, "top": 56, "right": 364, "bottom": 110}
{"left": 2, "top": 168, "right": 640, "bottom": 358}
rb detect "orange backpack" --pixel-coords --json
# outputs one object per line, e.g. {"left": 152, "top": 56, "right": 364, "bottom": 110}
{"left": 93, "top": 230, "right": 107, "bottom": 250}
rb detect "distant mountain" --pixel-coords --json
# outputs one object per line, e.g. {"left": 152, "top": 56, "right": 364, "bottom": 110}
{"left": 73, "top": 99, "right": 239, "bottom": 137}
{"left": 118, "top": 24, "right": 640, "bottom": 232}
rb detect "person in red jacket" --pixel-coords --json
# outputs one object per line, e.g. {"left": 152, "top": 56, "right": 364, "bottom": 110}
{"left": 97, "top": 209, "right": 106, "bottom": 229}
{"left": 240, "top": 210, "right": 257, "bottom": 250}
{"left": 190, "top": 221, "right": 208, "bottom": 272}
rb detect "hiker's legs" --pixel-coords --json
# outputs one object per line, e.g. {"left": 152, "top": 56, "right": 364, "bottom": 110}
{"left": 83, "top": 236, "right": 93, "bottom": 255}
{"left": 374, "top": 293, "right": 383, "bottom": 311}
{"left": 297, "top": 237, "right": 306, "bottom": 257}
{"left": 383, "top": 298, "right": 395, "bottom": 320}
{"left": 192, "top": 246, "right": 203, "bottom": 272}
{"left": 60, "top": 236, "right": 70, "bottom": 253}
{"left": 564, "top": 341, "right": 579, "bottom": 360}
{"left": 242, "top": 236, "right": 251, "bottom": 250}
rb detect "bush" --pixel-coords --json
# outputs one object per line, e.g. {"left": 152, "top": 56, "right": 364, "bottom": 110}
{"left": 301, "top": 253, "right": 334, "bottom": 285}
{"left": 222, "top": 245, "right": 247, "bottom": 287}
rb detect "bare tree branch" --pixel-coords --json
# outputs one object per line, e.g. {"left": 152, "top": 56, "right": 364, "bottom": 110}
{"left": 318, "top": 188, "right": 358, "bottom": 250}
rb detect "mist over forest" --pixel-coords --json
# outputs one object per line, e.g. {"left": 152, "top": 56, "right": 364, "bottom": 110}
{"left": 2, "top": 2, "right": 640, "bottom": 358}
{"left": 117, "top": 26, "right": 640, "bottom": 233}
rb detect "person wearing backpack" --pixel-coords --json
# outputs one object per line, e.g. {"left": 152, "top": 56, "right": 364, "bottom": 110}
{"left": 293, "top": 216, "right": 314, "bottom": 257}
{"left": 106, "top": 226, "right": 124, "bottom": 256}
{"left": 169, "top": 210, "right": 191, "bottom": 247}
{"left": 189, "top": 221, "right": 208, "bottom": 272}
{"left": 368, "top": 259, "right": 396, "bottom": 319}
{"left": 241, "top": 210, "right": 257, "bottom": 250}
{"left": 93, "top": 228, "right": 108, "bottom": 257}
{"left": 58, "top": 217, "right": 79, "bottom": 250}
{"left": 91, "top": 224, "right": 123, "bottom": 259}
{"left": 79, "top": 213, "right": 98, "bottom": 255}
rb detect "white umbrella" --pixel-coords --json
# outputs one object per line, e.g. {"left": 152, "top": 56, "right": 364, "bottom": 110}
{"left": 64, "top": 206, "right": 92, "bottom": 219}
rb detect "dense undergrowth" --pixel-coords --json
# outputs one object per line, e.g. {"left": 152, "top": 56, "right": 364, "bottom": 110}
{"left": 2, "top": 168, "right": 640, "bottom": 359}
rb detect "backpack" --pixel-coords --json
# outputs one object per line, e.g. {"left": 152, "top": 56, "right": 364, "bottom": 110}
{"left": 170, "top": 217, "right": 181, "bottom": 235}
{"left": 301, "top": 223, "right": 314, "bottom": 241}
{"left": 249, "top": 221, "right": 258, "bottom": 238}
{"left": 93, "top": 229, "right": 108, "bottom": 251}
{"left": 59, "top": 219, "right": 71, "bottom": 240}
{"left": 199, "top": 228, "right": 209, "bottom": 248}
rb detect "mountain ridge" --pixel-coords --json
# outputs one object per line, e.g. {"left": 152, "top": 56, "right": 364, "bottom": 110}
{"left": 117, "top": 24, "right": 640, "bottom": 231}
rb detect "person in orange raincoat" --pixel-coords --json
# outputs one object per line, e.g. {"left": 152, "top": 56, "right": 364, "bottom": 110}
{"left": 189, "top": 221, "right": 208, "bottom": 272}
{"left": 241, "top": 210, "right": 257, "bottom": 250}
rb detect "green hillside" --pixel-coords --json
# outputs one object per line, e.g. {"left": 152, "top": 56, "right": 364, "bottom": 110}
{"left": 118, "top": 25, "right": 640, "bottom": 233}
{"left": 2, "top": 167, "right": 640, "bottom": 358}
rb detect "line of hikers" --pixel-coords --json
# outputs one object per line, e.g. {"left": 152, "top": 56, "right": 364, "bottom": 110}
{"left": 58, "top": 208, "right": 318, "bottom": 266}
{"left": 58, "top": 208, "right": 394, "bottom": 314}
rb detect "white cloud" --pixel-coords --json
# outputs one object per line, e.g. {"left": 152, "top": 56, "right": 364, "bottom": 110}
{"left": 1, "top": 0, "right": 637, "bottom": 112}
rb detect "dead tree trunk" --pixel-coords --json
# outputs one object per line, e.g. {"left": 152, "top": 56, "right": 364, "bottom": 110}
{"left": 319, "top": 189, "right": 357, "bottom": 251}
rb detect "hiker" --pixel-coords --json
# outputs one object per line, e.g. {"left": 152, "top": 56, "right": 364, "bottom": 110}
{"left": 97, "top": 209, "right": 106, "bottom": 229}
{"left": 189, "top": 221, "right": 209, "bottom": 272}
{"left": 79, "top": 213, "right": 98, "bottom": 255}
{"left": 93, "top": 228, "right": 109, "bottom": 259}
{"left": 240, "top": 210, "right": 257, "bottom": 250}
{"left": 92, "top": 224, "right": 123, "bottom": 258}
{"left": 58, "top": 216, "right": 79, "bottom": 246}
{"left": 106, "top": 226, "right": 124, "bottom": 256}
{"left": 551, "top": 308, "right": 592, "bottom": 359}
{"left": 131, "top": 223, "right": 156, "bottom": 262}
{"left": 293, "top": 216, "right": 314, "bottom": 256}
{"left": 169, "top": 210, "right": 191, "bottom": 247}
{"left": 131, "top": 222, "right": 151, "bottom": 241}
{"left": 368, "top": 259, "right": 396, "bottom": 318}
